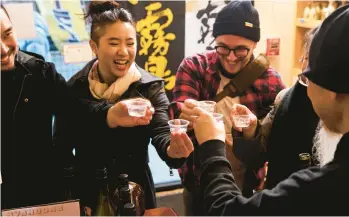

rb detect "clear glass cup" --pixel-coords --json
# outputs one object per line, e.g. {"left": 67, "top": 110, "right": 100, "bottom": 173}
{"left": 168, "top": 119, "right": 190, "bottom": 133}
{"left": 212, "top": 113, "right": 224, "bottom": 123}
{"left": 232, "top": 115, "right": 250, "bottom": 128}
{"left": 126, "top": 99, "right": 149, "bottom": 117}
{"left": 198, "top": 100, "right": 216, "bottom": 113}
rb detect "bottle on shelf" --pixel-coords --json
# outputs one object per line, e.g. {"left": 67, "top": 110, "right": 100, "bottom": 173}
{"left": 303, "top": 3, "right": 311, "bottom": 20}
{"left": 123, "top": 202, "right": 137, "bottom": 216}
{"left": 117, "top": 186, "right": 132, "bottom": 215}
{"left": 309, "top": 2, "right": 316, "bottom": 20}
{"left": 314, "top": 2, "right": 322, "bottom": 20}
{"left": 112, "top": 174, "right": 145, "bottom": 216}
{"left": 93, "top": 167, "right": 115, "bottom": 216}
{"left": 63, "top": 166, "right": 75, "bottom": 201}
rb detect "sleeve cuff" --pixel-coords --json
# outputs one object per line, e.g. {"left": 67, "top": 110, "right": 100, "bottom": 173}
{"left": 198, "top": 140, "right": 226, "bottom": 163}
{"left": 101, "top": 103, "right": 113, "bottom": 129}
{"left": 232, "top": 137, "right": 261, "bottom": 167}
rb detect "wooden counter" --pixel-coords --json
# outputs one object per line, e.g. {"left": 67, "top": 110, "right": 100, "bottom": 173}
{"left": 144, "top": 207, "right": 178, "bottom": 216}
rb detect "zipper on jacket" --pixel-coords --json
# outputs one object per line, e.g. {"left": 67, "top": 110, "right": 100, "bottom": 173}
{"left": 169, "top": 167, "right": 174, "bottom": 176}
{"left": 12, "top": 74, "right": 29, "bottom": 122}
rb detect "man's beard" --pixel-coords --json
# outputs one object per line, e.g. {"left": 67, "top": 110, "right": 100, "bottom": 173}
{"left": 312, "top": 121, "right": 343, "bottom": 167}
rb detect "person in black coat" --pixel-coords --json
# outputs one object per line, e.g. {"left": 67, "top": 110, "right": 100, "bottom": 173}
{"left": 231, "top": 26, "right": 320, "bottom": 190}
{"left": 53, "top": 1, "right": 192, "bottom": 213}
{"left": 0, "top": 4, "right": 76, "bottom": 209}
{"left": 172, "top": 5, "right": 349, "bottom": 215}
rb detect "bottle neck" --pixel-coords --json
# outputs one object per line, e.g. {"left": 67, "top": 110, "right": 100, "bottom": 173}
{"left": 299, "top": 159, "right": 311, "bottom": 169}
{"left": 97, "top": 178, "right": 110, "bottom": 196}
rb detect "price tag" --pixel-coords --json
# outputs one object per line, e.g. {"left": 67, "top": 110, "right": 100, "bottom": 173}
{"left": 63, "top": 43, "right": 93, "bottom": 64}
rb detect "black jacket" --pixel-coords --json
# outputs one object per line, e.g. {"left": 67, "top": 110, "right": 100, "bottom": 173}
{"left": 198, "top": 132, "right": 349, "bottom": 215}
{"left": 233, "top": 83, "right": 319, "bottom": 189}
{"left": 1, "top": 51, "right": 75, "bottom": 209}
{"left": 265, "top": 83, "right": 319, "bottom": 188}
{"left": 55, "top": 59, "right": 185, "bottom": 210}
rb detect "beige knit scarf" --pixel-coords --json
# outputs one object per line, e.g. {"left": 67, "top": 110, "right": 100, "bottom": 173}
{"left": 88, "top": 60, "right": 141, "bottom": 103}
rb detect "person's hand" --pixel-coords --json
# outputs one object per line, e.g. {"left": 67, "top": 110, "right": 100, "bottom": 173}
{"left": 179, "top": 99, "right": 199, "bottom": 130}
{"left": 107, "top": 98, "right": 154, "bottom": 128}
{"left": 192, "top": 107, "right": 225, "bottom": 145}
{"left": 167, "top": 125, "right": 194, "bottom": 158}
{"left": 83, "top": 206, "right": 92, "bottom": 216}
{"left": 231, "top": 104, "right": 257, "bottom": 139}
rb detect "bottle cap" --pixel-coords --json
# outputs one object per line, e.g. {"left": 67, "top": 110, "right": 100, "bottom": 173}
{"left": 118, "top": 174, "right": 129, "bottom": 185}
{"left": 299, "top": 153, "right": 310, "bottom": 161}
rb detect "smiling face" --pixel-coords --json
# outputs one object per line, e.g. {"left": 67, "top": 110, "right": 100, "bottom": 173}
{"left": 89, "top": 20, "right": 137, "bottom": 81}
{"left": 215, "top": 34, "right": 256, "bottom": 74}
{"left": 1, "top": 7, "right": 18, "bottom": 71}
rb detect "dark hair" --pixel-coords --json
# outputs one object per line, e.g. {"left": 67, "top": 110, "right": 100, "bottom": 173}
{"left": 1, "top": 3, "right": 11, "bottom": 21}
{"left": 84, "top": 1, "right": 135, "bottom": 43}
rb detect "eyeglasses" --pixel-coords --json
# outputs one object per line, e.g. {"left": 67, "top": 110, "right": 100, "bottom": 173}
{"left": 298, "top": 74, "right": 309, "bottom": 87}
{"left": 215, "top": 45, "right": 250, "bottom": 58}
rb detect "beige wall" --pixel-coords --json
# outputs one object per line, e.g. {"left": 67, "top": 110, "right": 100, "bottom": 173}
{"left": 254, "top": 0, "right": 297, "bottom": 87}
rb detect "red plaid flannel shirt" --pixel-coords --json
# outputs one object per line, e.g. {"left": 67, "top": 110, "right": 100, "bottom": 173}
{"left": 169, "top": 51, "right": 285, "bottom": 192}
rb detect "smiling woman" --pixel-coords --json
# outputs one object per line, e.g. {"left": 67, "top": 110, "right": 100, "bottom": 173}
{"left": 53, "top": 0, "right": 188, "bottom": 215}
{"left": 85, "top": 1, "right": 137, "bottom": 84}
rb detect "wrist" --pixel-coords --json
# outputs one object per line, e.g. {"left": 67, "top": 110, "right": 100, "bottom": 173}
{"left": 107, "top": 106, "right": 118, "bottom": 128}
{"left": 167, "top": 144, "right": 175, "bottom": 158}
{"left": 242, "top": 124, "right": 257, "bottom": 139}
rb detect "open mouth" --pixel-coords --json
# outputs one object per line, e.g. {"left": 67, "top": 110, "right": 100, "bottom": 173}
{"left": 114, "top": 60, "right": 129, "bottom": 65}
{"left": 114, "top": 59, "right": 129, "bottom": 71}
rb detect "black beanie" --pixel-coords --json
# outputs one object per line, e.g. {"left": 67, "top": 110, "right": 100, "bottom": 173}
{"left": 213, "top": 0, "right": 260, "bottom": 42}
{"left": 303, "top": 4, "right": 349, "bottom": 94}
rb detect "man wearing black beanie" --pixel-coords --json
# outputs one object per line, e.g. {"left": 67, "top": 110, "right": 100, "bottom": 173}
{"left": 170, "top": 0, "right": 285, "bottom": 215}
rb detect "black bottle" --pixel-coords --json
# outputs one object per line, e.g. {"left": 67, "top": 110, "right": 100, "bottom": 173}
{"left": 117, "top": 186, "right": 131, "bottom": 215}
{"left": 123, "top": 202, "right": 137, "bottom": 216}
{"left": 93, "top": 167, "right": 115, "bottom": 216}
{"left": 63, "top": 166, "right": 75, "bottom": 201}
{"left": 112, "top": 174, "right": 145, "bottom": 215}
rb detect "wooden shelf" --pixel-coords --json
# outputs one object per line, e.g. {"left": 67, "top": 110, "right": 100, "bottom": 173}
{"left": 296, "top": 18, "right": 322, "bottom": 29}
{"left": 290, "top": 1, "right": 348, "bottom": 86}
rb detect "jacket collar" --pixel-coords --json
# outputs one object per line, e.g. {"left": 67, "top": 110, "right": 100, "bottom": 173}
{"left": 77, "top": 58, "right": 163, "bottom": 85}
{"left": 15, "top": 50, "right": 46, "bottom": 77}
